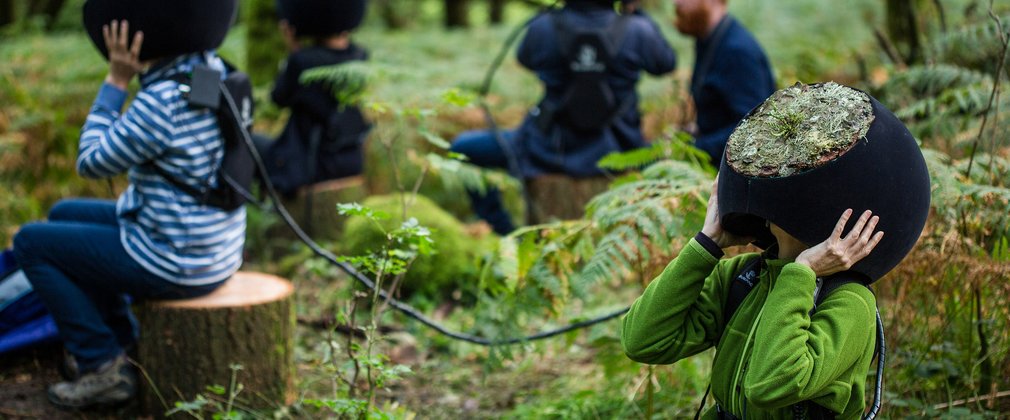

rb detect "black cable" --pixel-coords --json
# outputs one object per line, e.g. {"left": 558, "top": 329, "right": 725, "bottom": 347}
{"left": 221, "top": 81, "right": 630, "bottom": 347}
{"left": 864, "top": 308, "right": 885, "bottom": 420}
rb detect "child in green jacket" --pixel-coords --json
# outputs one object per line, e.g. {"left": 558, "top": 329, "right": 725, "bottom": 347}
{"left": 621, "top": 179, "right": 883, "bottom": 419}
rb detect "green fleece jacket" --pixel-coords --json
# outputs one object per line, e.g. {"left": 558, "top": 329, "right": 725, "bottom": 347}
{"left": 621, "top": 238, "right": 877, "bottom": 419}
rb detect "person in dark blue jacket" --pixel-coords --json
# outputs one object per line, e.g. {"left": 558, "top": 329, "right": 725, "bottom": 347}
{"left": 256, "top": 0, "right": 371, "bottom": 196}
{"left": 450, "top": 0, "right": 677, "bottom": 235}
{"left": 674, "top": 0, "right": 776, "bottom": 165}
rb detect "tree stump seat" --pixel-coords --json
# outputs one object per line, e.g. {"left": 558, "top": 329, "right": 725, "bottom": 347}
{"left": 526, "top": 175, "right": 611, "bottom": 225}
{"left": 271, "top": 175, "right": 368, "bottom": 241}
{"left": 134, "top": 272, "right": 295, "bottom": 415}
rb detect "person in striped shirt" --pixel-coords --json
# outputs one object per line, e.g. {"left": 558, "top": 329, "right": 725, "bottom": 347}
{"left": 12, "top": 18, "right": 245, "bottom": 408}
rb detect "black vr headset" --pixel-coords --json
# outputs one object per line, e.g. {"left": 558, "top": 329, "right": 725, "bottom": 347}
{"left": 276, "top": 0, "right": 368, "bottom": 38}
{"left": 717, "top": 83, "right": 931, "bottom": 283}
{"left": 83, "top": 0, "right": 237, "bottom": 62}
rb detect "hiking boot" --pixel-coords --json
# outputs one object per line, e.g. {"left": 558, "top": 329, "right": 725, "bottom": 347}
{"left": 58, "top": 349, "right": 79, "bottom": 381}
{"left": 47, "top": 354, "right": 137, "bottom": 409}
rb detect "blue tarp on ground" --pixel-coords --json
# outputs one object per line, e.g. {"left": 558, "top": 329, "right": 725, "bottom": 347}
{"left": 0, "top": 249, "right": 59, "bottom": 355}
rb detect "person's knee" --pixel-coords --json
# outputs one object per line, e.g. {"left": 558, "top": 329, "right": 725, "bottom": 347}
{"left": 12, "top": 223, "right": 44, "bottom": 263}
{"left": 47, "top": 198, "right": 90, "bottom": 221}
{"left": 448, "top": 133, "right": 470, "bottom": 154}
{"left": 47, "top": 199, "right": 77, "bottom": 220}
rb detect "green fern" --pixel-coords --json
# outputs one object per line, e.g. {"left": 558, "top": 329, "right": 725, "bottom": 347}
{"left": 299, "top": 61, "right": 373, "bottom": 106}
{"left": 597, "top": 131, "right": 713, "bottom": 174}
{"left": 884, "top": 64, "right": 991, "bottom": 105}
{"left": 579, "top": 160, "right": 710, "bottom": 286}
{"left": 423, "top": 152, "right": 519, "bottom": 196}
{"left": 921, "top": 148, "right": 1010, "bottom": 250}
{"left": 928, "top": 15, "right": 1010, "bottom": 73}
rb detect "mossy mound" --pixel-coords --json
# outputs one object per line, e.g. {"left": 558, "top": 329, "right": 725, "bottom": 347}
{"left": 341, "top": 194, "right": 495, "bottom": 296}
{"left": 726, "top": 82, "right": 874, "bottom": 177}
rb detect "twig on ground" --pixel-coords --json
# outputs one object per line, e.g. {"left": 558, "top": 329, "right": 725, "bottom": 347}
{"left": 932, "top": 390, "right": 1010, "bottom": 410}
{"left": 296, "top": 315, "right": 398, "bottom": 336}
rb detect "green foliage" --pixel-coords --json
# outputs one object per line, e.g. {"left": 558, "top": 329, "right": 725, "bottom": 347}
{"left": 166, "top": 364, "right": 279, "bottom": 419}
{"left": 582, "top": 160, "right": 710, "bottom": 284}
{"left": 423, "top": 152, "right": 519, "bottom": 196}
{"left": 341, "top": 194, "right": 495, "bottom": 296}
{"left": 471, "top": 142, "right": 711, "bottom": 352}
{"left": 922, "top": 148, "right": 1010, "bottom": 253}
{"left": 928, "top": 15, "right": 1010, "bottom": 74}
{"left": 244, "top": 0, "right": 286, "bottom": 86}
{"left": 596, "top": 131, "right": 711, "bottom": 174}
{"left": 300, "top": 61, "right": 372, "bottom": 107}
{"left": 877, "top": 17, "right": 1010, "bottom": 148}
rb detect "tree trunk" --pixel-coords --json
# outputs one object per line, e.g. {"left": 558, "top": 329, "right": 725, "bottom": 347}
{"left": 0, "top": 0, "right": 14, "bottom": 28}
{"left": 489, "top": 0, "right": 506, "bottom": 25}
{"left": 134, "top": 272, "right": 295, "bottom": 416}
{"left": 26, "top": 0, "right": 65, "bottom": 30}
{"left": 245, "top": 0, "right": 287, "bottom": 86}
{"left": 270, "top": 175, "right": 367, "bottom": 241}
{"left": 526, "top": 175, "right": 611, "bottom": 224}
{"left": 376, "top": 0, "right": 409, "bottom": 29}
{"left": 886, "top": 0, "right": 924, "bottom": 65}
{"left": 445, "top": 0, "right": 470, "bottom": 28}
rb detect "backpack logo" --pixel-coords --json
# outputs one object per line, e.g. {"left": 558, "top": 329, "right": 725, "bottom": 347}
{"left": 737, "top": 269, "right": 758, "bottom": 288}
{"left": 571, "top": 45, "right": 605, "bottom": 72}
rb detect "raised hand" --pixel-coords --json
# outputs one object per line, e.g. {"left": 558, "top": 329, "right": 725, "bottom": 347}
{"left": 795, "top": 209, "right": 885, "bottom": 277}
{"left": 700, "top": 176, "right": 753, "bottom": 249}
{"left": 102, "top": 20, "right": 144, "bottom": 90}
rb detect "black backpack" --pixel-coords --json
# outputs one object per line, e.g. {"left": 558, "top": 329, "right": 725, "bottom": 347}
{"left": 539, "top": 12, "right": 632, "bottom": 133}
{"left": 157, "top": 64, "right": 256, "bottom": 211}
{"left": 698, "top": 255, "right": 885, "bottom": 420}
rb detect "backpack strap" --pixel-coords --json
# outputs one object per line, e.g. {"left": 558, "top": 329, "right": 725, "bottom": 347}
{"left": 158, "top": 65, "right": 256, "bottom": 210}
{"left": 722, "top": 256, "right": 763, "bottom": 326}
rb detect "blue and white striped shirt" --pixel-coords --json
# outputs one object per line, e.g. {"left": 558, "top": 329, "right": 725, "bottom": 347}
{"left": 77, "top": 52, "right": 245, "bottom": 286}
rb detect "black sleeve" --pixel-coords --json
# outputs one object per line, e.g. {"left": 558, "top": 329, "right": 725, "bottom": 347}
{"left": 271, "top": 54, "right": 302, "bottom": 107}
{"left": 694, "top": 232, "right": 725, "bottom": 259}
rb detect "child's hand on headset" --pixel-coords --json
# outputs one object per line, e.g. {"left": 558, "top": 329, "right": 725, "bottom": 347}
{"left": 795, "top": 209, "right": 884, "bottom": 277}
{"left": 103, "top": 20, "right": 144, "bottom": 90}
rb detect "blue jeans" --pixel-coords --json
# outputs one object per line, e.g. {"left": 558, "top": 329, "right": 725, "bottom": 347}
{"left": 12, "top": 199, "right": 220, "bottom": 372}
{"left": 449, "top": 129, "right": 519, "bottom": 235}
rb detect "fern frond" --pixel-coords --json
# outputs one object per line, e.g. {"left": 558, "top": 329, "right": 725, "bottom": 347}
{"left": 883, "top": 64, "right": 992, "bottom": 107}
{"left": 928, "top": 16, "right": 1010, "bottom": 73}
{"left": 424, "top": 153, "right": 519, "bottom": 195}
{"left": 596, "top": 131, "right": 714, "bottom": 173}
{"left": 299, "top": 61, "right": 373, "bottom": 106}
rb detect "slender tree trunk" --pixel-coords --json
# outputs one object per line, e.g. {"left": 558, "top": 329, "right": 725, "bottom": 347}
{"left": 445, "top": 0, "right": 470, "bottom": 28}
{"left": 37, "top": 0, "right": 66, "bottom": 31}
{"left": 0, "top": 0, "right": 15, "bottom": 28}
{"left": 376, "top": 0, "right": 408, "bottom": 29}
{"left": 490, "top": 0, "right": 506, "bottom": 25}
{"left": 886, "top": 0, "right": 924, "bottom": 65}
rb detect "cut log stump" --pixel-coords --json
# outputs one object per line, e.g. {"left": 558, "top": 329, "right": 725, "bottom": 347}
{"left": 273, "top": 175, "right": 367, "bottom": 241}
{"left": 526, "top": 175, "right": 611, "bottom": 225}
{"left": 134, "top": 272, "right": 295, "bottom": 415}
